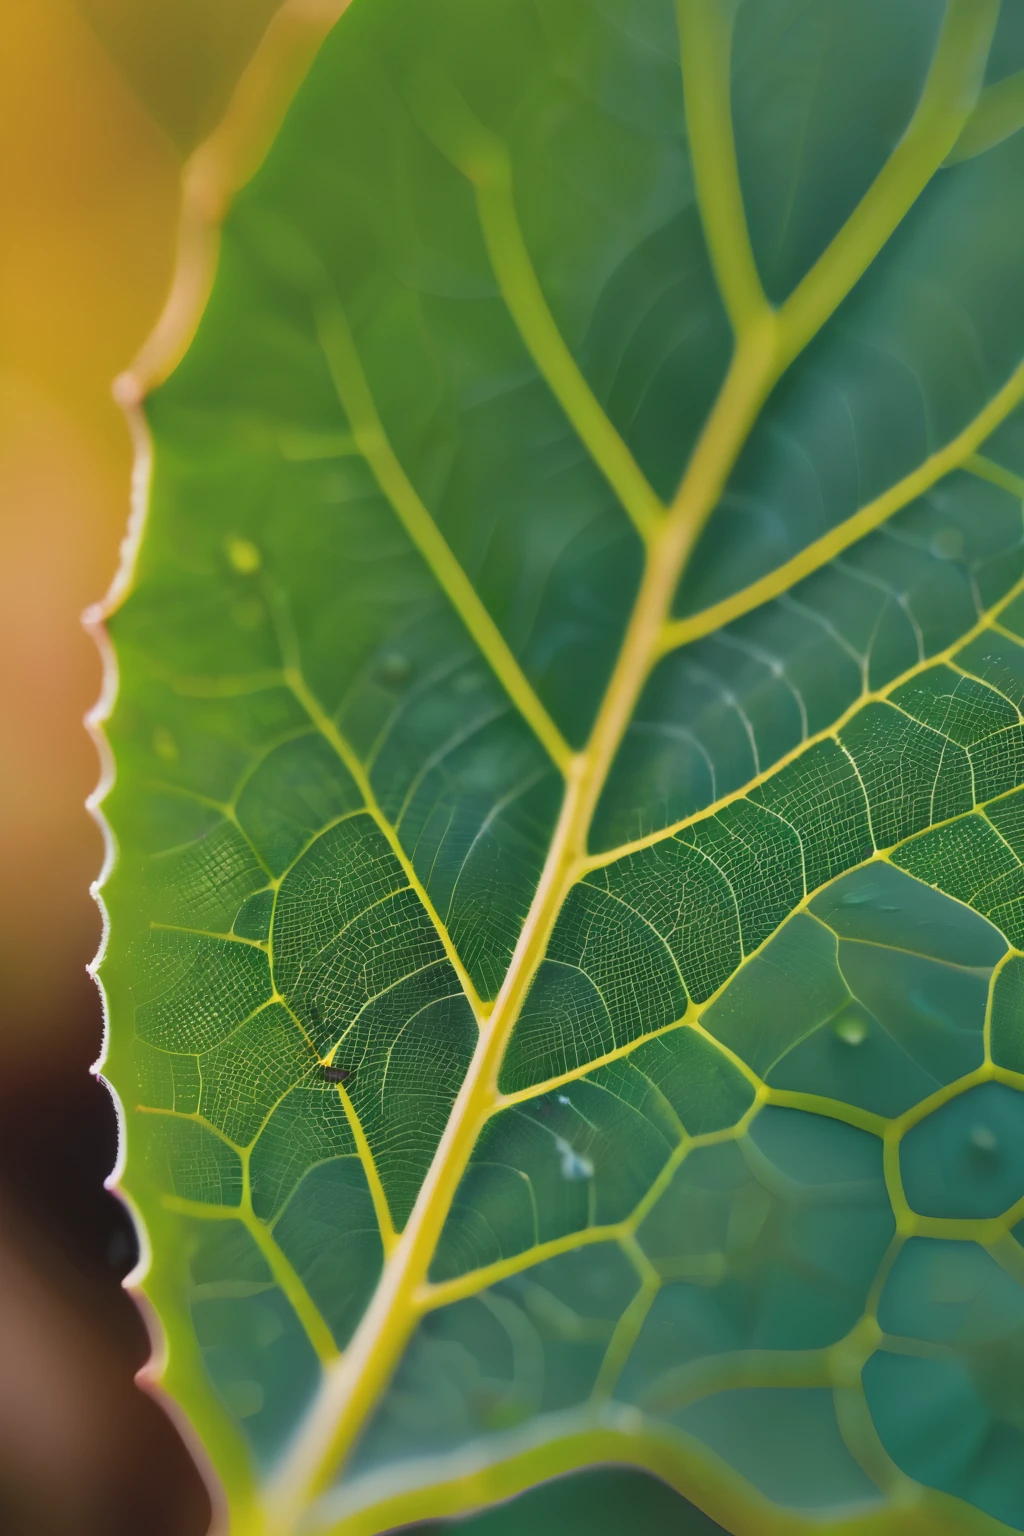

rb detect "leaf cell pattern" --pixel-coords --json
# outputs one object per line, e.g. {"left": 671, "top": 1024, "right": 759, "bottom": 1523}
{"left": 96, "top": 1, "right": 1024, "bottom": 1533}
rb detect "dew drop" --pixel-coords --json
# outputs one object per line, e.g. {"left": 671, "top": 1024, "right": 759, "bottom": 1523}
{"left": 226, "top": 536, "right": 261, "bottom": 574}
{"left": 968, "top": 1123, "right": 999, "bottom": 1157}
{"left": 554, "top": 1135, "right": 594, "bottom": 1181}
{"left": 376, "top": 652, "right": 412, "bottom": 688}
{"left": 556, "top": 1094, "right": 571, "bottom": 1106}
{"left": 835, "top": 1014, "right": 868, "bottom": 1046}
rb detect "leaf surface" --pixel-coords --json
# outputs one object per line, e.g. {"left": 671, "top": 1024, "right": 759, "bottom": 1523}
{"left": 98, "top": 1, "right": 1024, "bottom": 1532}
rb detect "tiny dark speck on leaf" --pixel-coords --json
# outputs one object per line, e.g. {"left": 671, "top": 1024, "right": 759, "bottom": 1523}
{"left": 321, "top": 1064, "right": 353, "bottom": 1084}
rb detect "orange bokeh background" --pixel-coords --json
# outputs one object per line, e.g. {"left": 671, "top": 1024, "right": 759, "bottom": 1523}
{"left": 0, "top": 0, "right": 177, "bottom": 1069}
{"left": 0, "top": 3, "right": 289, "bottom": 1528}
{"left": 1, "top": 0, "right": 289, "bottom": 1072}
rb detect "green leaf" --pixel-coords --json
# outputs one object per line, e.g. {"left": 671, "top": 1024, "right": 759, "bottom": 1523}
{"left": 96, "top": 0, "right": 1024, "bottom": 1532}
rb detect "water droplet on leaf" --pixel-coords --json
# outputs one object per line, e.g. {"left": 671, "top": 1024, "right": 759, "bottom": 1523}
{"left": 554, "top": 1135, "right": 593, "bottom": 1181}
{"left": 835, "top": 1013, "right": 868, "bottom": 1046}
{"left": 226, "top": 536, "right": 261, "bottom": 573}
{"left": 968, "top": 1123, "right": 999, "bottom": 1157}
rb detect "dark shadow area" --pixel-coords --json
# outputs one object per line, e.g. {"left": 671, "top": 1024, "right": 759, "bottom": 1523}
{"left": 0, "top": 979, "right": 211, "bottom": 1536}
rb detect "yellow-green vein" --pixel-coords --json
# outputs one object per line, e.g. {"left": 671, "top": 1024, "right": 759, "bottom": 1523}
{"left": 967, "top": 450, "right": 1024, "bottom": 501}
{"left": 591, "top": 1237, "right": 660, "bottom": 1402}
{"left": 594, "top": 568, "right": 1024, "bottom": 875}
{"left": 947, "top": 66, "right": 1024, "bottom": 166}
{"left": 408, "top": 65, "right": 664, "bottom": 544}
{"left": 675, "top": 0, "right": 768, "bottom": 339}
{"left": 312, "top": 290, "right": 574, "bottom": 773}
{"left": 262, "top": 6, "right": 1010, "bottom": 1521}
{"left": 150, "top": 1132, "right": 339, "bottom": 1363}
{"left": 299, "top": 1412, "right": 1001, "bottom": 1536}
{"left": 638, "top": 1347, "right": 832, "bottom": 1416}
{"left": 658, "top": 356, "right": 1024, "bottom": 655}
{"left": 265, "top": 588, "right": 487, "bottom": 1021}
{"left": 775, "top": 0, "right": 998, "bottom": 368}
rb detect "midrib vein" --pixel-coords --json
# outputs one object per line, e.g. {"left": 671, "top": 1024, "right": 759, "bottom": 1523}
{"left": 269, "top": 299, "right": 800, "bottom": 1530}
{"left": 263, "top": 4, "right": 1000, "bottom": 1527}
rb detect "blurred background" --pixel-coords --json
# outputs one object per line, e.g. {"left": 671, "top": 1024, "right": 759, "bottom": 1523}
{"left": 0, "top": 3, "right": 306, "bottom": 1529}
